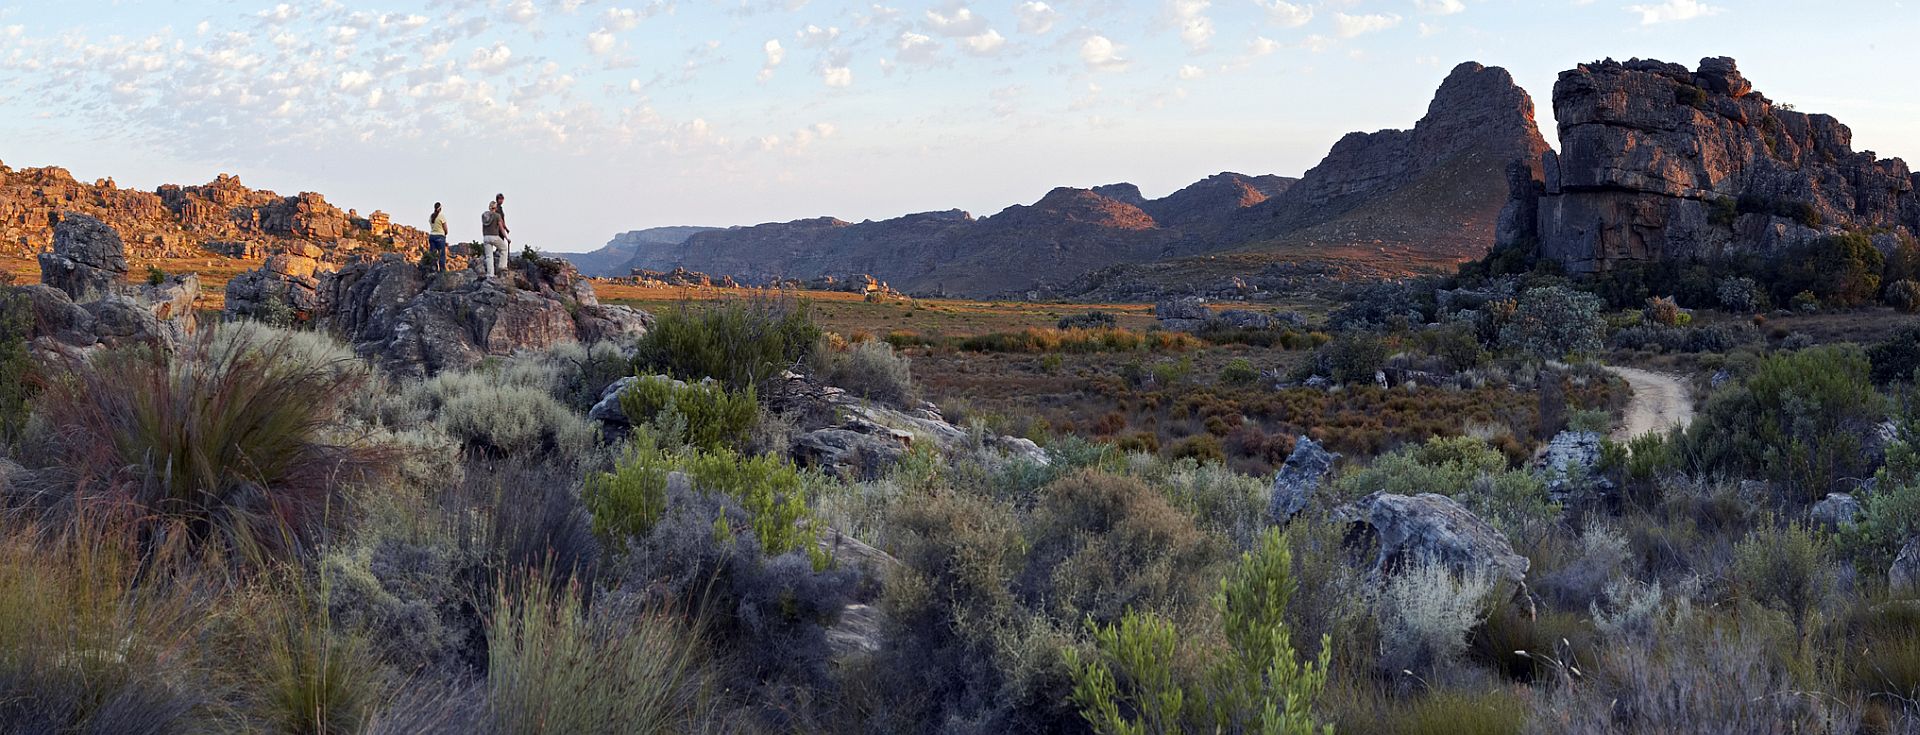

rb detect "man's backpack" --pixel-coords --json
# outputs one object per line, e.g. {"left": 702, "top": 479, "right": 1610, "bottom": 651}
{"left": 480, "top": 209, "right": 498, "bottom": 234}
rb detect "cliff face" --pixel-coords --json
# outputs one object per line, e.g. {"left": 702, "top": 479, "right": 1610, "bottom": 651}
{"left": 1505, "top": 57, "right": 1920, "bottom": 273}
{"left": 0, "top": 163, "right": 425, "bottom": 260}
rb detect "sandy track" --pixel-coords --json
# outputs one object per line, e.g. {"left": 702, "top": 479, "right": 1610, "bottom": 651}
{"left": 1604, "top": 366, "right": 1695, "bottom": 442}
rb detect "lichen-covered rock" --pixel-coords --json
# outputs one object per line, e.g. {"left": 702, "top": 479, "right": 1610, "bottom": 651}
{"left": 1812, "top": 493, "right": 1863, "bottom": 531}
{"left": 18, "top": 217, "right": 199, "bottom": 361}
{"left": 1333, "top": 491, "right": 1530, "bottom": 588}
{"left": 1268, "top": 436, "right": 1339, "bottom": 523}
{"left": 1154, "top": 296, "right": 1212, "bottom": 332}
{"left": 1539, "top": 430, "right": 1615, "bottom": 509}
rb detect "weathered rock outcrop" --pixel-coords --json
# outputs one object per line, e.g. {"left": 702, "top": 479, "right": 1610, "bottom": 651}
{"left": 17, "top": 215, "right": 201, "bottom": 361}
{"left": 0, "top": 163, "right": 426, "bottom": 260}
{"left": 761, "top": 371, "right": 1048, "bottom": 480}
{"left": 1502, "top": 57, "right": 1920, "bottom": 273}
{"left": 218, "top": 252, "right": 649, "bottom": 376}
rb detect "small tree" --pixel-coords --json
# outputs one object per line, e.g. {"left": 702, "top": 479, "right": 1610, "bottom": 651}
{"left": 1498, "top": 286, "right": 1605, "bottom": 361}
{"left": 1065, "top": 528, "right": 1333, "bottom": 735}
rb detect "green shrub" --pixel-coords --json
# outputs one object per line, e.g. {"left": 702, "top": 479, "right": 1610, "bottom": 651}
{"left": 1791, "top": 290, "right": 1821, "bottom": 313}
{"left": 1498, "top": 286, "right": 1604, "bottom": 361}
{"left": 1776, "top": 232, "right": 1882, "bottom": 307}
{"left": 1333, "top": 436, "right": 1555, "bottom": 538}
{"left": 1709, "top": 196, "right": 1739, "bottom": 227}
{"left": 438, "top": 381, "right": 598, "bottom": 458}
{"left": 1171, "top": 434, "right": 1226, "bottom": 463}
{"left": 1064, "top": 528, "right": 1333, "bottom": 735}
{"left": 1716, "top": 276, "right": 1764, "bottom": 312}
{"left": 1888, "top": 279, "right": 1920, "bottom": 314}
{"left": 585, "top": 437, "right": 819, "bottom": 561}
{"left": 1220, "top": 357, "right": 1260, "bottom": 387}
{"left": 1058, "top": 310, "right": 1119, "bottom": 330}
{"left": 1323, "top": 332, "right": 1390, "bottom": 384}
{"left": 1681, "top": 346, "right": 1886, "bottom": 500}
{"left": 633, "top": 297, "right": 820, "bottom": 389}
{"left": 617, "top": 375, "right": 757, "bottom": 451}
{"left": 1869, "top": 327, "right": 1920, "bottom": 384}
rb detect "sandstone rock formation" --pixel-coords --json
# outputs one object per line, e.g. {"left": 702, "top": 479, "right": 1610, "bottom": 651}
{"left": 0, "top": 164, "right": 426, "bottom": 261}
{"left": 1501, "top": 57, "right": 1920, "bottom": 273}
{"left": 224, "top": 242, "right": 332, "bottom": 320}
{"left": 16, "top": 215, "right": 201, "bottom": 362}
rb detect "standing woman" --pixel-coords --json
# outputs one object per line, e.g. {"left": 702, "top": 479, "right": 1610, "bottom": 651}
{"left": 427, "top": 202, "right": 449, "bottom": 273}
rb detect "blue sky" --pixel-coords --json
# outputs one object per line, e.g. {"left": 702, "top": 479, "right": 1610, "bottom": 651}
{"left": 0, "top": 0, "right": 1915, "bottom": 251}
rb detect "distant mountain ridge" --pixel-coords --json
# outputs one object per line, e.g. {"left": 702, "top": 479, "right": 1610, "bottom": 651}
{"left": 597, "top": 61, "right": 1547, "bottom": 298}
{"left": 562, "top": 226, "right": 718, "bottom": 276}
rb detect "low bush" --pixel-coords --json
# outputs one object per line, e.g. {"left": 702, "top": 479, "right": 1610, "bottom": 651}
{"left": 1332, "top": 436, "right": 1555, "bottom": 538}
{"left": 1219, "top": 357, "right": 1260, "bottom": 387}
{"left": 811, "top": 338, "right": 919, "bottom": 407}
{"left": 957, "top": 326, "right": 1203, "bottom": 354}
{"left": 1373, "top": 562, "right": 1495, "bottom": 676}
{"left": 1717, "top": 275, "right": 1765, "bottom": 312}
{"left": 1888, "top": 279, "right": 1920, "bottom": 314}
{"left": 633, "top": 296, "right": 820, "bottom": 388}
{"left": 1608, "top": 323, "right": 1748, "bottom": 353}
{"left": 1057, "top": 310, "right": 1118, "bottom": 330}
{"left": 434, "top": 378, "right": 599, "bottom": 459}
{"left": 586, "top": 436, "right": 821, "bottom": 562}
{"left": 1731, "top": 521, "right": 1834, "bottom": 633}
{"left": 1499, "top": 285, "right": 1605, "bottom": 360}
{"left": 1868, "top": 326, "right": 1920, "bottom": 384}
{"left": 617, "top": 375, "right": 757, "bottom": 450}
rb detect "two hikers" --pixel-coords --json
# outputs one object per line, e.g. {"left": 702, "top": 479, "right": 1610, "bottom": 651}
{"left": 422, "top": 194, "right": 513, "bottom": 279}
{"left": 480, "top": 193, "right": 510, "bottom": 278}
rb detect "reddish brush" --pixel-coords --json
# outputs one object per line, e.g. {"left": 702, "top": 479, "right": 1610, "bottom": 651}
{"left": 42, "top": 330, "right": 385, "bottom": 561}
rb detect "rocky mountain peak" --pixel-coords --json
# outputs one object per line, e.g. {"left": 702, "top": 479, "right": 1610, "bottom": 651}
{"left": 1012, "top": 187, "right": 1159, "bottom": 230}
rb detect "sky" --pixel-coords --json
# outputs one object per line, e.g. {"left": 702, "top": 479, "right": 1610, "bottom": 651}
{"left": 0, "top": 1, "right": 1916, "bottom": 252}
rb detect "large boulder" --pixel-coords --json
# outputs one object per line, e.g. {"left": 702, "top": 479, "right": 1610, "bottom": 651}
{"left": 1333, "top": 492, "right": 1530, "bottom": 589}
{"left": 37, "top": 214, "right": 129, "bottom": 303}
{"left": 1812, "top": 493, "right": 1862, "bottom": 531}
{"left": 1268, "top": 436, "right": 1338, "bottom": 523}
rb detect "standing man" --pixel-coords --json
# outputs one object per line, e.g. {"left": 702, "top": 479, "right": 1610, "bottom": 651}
{"left": 481, "top": 200, "right": 507, "bottom": 278}
{"left": 427, "top": 202, "right": 448, "bottom": 274}
{"left": 493, "top": 193, "right": 511, "bottom": 266}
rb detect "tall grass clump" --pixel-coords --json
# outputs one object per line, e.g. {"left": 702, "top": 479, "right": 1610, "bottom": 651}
{"left": 0, "top": 287, "right": 37, "bottom": 446}
{"left": 39, "top": 330, "right": 386, "bottom": 559}
{"left": 634, "top": 297, "right": 820, "bottom": 389}
{"left": 0, "top": 521, "right": 220, "bottom": 732}
{"left": 487, "top": 571, "right": 719, "bottom": 734}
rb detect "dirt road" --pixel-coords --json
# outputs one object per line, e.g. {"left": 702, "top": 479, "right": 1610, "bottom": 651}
{"left": 1604, "top": 366, "right": 1695, "bottom": 442}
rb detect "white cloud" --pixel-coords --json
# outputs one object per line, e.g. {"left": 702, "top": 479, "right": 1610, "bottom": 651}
{"left": 336, "top": 69, "right": 374, "bottom": 91}
{"left": 1015, "top": 1, "right": 1058, "bottom": 34}
{"left": 1248, "top": 36, "right": 1281, "bottom": 56}
{"left": 1300, "top": 34, "right": 1333, "bottom": 52}
{"left": 506, "top": 0, "right": 540, "bottom": 25}
{"left": 1255, "top": 0, "right": 1312, "bottom": 28}
{"left": 1169, "top": 0, "right": 1214, "bottom": 50}
{"left": 757, "top": 39, "right": 785, "bottom": 82}
{"left": 603, "top": 7, "right": 651, "bottom": 32}
{"left": 1178, "top": 64, "right": 1205, "bottom": 79}
{"left": 822, "top": 65, "right": 852, "bottom": 87}
{"left": 586, "top": 29, "right": 615, "bottom": 55}
{"left": 1414, "top": 0, "right": 1465, "bottom": 15}
{"left": 1079, "top": 35, "right": 1128, "bottom": 71}
{"left": 467, "top": 42, "right": 513, "bottom": 72}
{"left": 1333, "top": 12, "right": 1401, "bottom": 37}
{"left": 896, "top": 31, "right": 940, "bottom": 64}
{"left": 960, "top": 29, "right": 1006, "bottom": 55}
{"left": 1625, "top": 0, "right": 1723, "bottom": 24}
{"left": 925, "top": 7, "right": 989, "bottom": 36}
{"left": 796, "top": 24, "right": 841, "bottom": 47}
